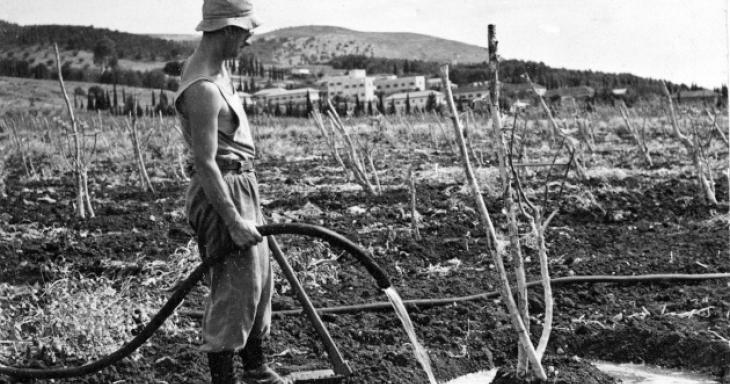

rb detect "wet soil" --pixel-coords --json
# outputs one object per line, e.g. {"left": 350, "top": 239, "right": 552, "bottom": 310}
{"left": 0, "top": 149, "right": 728, "bottom": 383}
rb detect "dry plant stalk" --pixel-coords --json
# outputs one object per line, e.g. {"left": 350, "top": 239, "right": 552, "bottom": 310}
{"left": 55, "top": 43, "right": 94, "bottom": 218}
{"left": 171, "top": 124, "right": 190, "bottom": 181}
{"left": 486, "top": 30, "right": 533, "bottom": 376}
{"left": 364, "top": 149, "right": 383, "bottom": 193}
{"left": 312, "top": 110, "right": 348, "bottom": 173}
{"left": 706, "top": 109, "right": 729, "bottom": 146}
{"left": 662, "top": 82, "right": 717, "bottom": 204}
{"left": 408, "top": 167, "right": 421, "bottom": 240}
{"left": 434, "top": 117, "right": 459, "bottom": 155}
{"left": 6, "top": 120, "right": 34, "bottom": 178}
{"left": 617, "top": 100, "right": 653, "bottom": 166}
{"left": 509, "top": 125, "right": 558, "bottom": 370}
{"left": 324, "top": 100, "right": 378, "bottom": 195}
{"left": 126, "top": 102, "right": 156, "bottom": 194}
{"left": 439, "top": 61, "right": 547, "bottom": 380}
{"left": 464, "top": 111, "right": 484, "bottom": 167}
{"left": 404, "top": 120, "right": 422, "bottom": 240}
{"left": 525, "top": 73, "right": 587, "bottom": 180}
{"left": 569, "top": 99, "right": 594, "bottom": 153}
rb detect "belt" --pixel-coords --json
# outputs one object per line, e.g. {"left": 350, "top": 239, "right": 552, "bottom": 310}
{"left": 185, "top": 157, "right": 255, "bottom": 175}
{"left": 216, "top": 157, "right": 255, "bottom": 173}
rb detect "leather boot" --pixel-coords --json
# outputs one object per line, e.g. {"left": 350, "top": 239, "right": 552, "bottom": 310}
{"left": 239, "top": 339, "right": 291, "bottom": 384}
{"left": 208, "top": 351, "right": 237, "bottom": 384}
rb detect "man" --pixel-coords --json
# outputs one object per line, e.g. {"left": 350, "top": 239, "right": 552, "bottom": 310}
{"left": 174, "top": 1, "right": 290, "bottom": 383}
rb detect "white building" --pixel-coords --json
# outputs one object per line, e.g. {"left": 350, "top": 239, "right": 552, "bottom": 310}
{"left": 371, "top": 74, "right": 397, "bottom": 82}
{"left": 319, "top": 69, "right": 376, "bottom": 102}
{"left": 375, "top": 75, "right": 425, "bottom": 96}
{"left": 452, "top": 85, "right": 490, "bottom": 103}
{"left": 253, "top": 87, "right": 320, "bottom": 107}
{"left": 384, "top": 90, "right": 444, "bottom": 113}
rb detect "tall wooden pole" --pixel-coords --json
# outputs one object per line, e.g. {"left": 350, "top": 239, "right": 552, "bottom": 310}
{"left": 488, "top": 25, "right": 540, "bottom": 378}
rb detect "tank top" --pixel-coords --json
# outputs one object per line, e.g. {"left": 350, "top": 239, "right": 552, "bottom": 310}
{"left": 174, "top": 75, "right": 255, "bottom": 160}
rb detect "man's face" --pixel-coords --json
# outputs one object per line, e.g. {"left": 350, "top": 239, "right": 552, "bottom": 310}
{"left": 223, "top": 28, "right": 253, "bottom": 59}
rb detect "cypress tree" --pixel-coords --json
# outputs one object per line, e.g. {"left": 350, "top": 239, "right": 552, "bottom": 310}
{"left": 305, "top": 91, "right": 314, "bottom": 115}
{"left": 405, "top": 93, "right": 411, "bottom": 115}
{"left": 354, "top": 95, "right": 361, "bottom": 117}
{"left": 113, "top": 82, "right": 118, "bottom": 111}
{"left": 152, "top": 91, "right": 156, "bottom": 107}
{"left": 274, "top": 102, "right": 282, "bottom": 116}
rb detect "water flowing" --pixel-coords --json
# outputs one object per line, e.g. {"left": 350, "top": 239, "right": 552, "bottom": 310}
{"left": 383, "top": 286, "right": 439, "bottom": 384}
{"left": 593, "top": 361, "right": 718, "bottom": 384}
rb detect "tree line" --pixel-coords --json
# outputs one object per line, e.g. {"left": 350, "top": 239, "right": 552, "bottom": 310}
{"left": 73, "top": 84, "right": 176, "bottom": 117}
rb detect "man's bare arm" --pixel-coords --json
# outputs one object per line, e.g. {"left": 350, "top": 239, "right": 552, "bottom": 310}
{"left": 184, "top": 82, "right": 262, "bottom": 248}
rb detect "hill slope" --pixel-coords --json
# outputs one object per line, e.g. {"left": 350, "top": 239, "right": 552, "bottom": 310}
{"left": 0, "top": 21, "right": 192, "bottom": 69}
{"left": 247, "top": 25, "right": 487, "bottom": 66}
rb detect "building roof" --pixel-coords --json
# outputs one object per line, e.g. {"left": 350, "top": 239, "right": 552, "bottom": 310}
{"left": 285, "top": 87, "right": 320, "bottom": 95}
{"left": 253, "top": 88, "right": 288, "bottom": 97}
{"left": 253, "top": 87, "right": 319, "bottom": 99}
{"left": 385, "top": 90, "right": 443, "bottom": 101}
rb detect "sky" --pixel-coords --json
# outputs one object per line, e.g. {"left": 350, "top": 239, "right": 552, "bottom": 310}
{"left": 2, "top": 0, "right": 728, "bottom": 88}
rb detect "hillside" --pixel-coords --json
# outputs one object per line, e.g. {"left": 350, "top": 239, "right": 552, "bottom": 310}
{"left": 0, "top": 21, "right": 192, "bottom": 75}
{"left": 0, "top": 21, "right": 192, "bottom": 61}
{"left": 0, "top": 76, "right": 171, "bottom": 116}
{"left": 247, "top": 25, "right": 488, "bottom": 66}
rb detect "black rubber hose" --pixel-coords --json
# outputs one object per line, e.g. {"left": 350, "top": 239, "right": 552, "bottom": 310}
{"left": 253, "top": 273, "right": 730, "bottom": 316}
{"left": 0, "top": 223, "right": 391, "bottom": 380}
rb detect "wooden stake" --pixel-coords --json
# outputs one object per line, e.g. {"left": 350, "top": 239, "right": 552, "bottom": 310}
{"left": 524, "top": 73, "right": 587, "bottom": 179}
{"left": 488, "top": 25, "right": 534, "bottom": 378}
{"left": 617, "top": 100, "right": 652, "bottom": 166}
{"left": 662, "top": 82, "right": 717, "bottom": 204}
{"left": 127, "top": 103, "right": 155, "bottom": 194}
